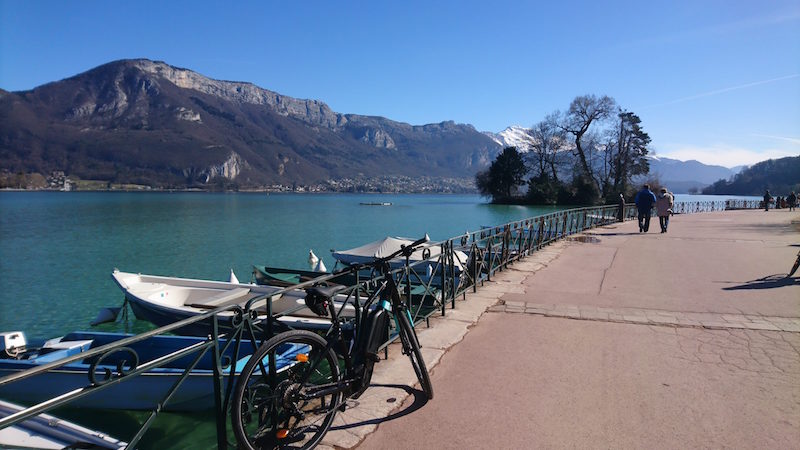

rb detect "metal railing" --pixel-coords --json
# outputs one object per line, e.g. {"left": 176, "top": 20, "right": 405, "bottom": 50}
{"left": 724, "top": 199, "right": 762, "bottom": 210}
{"left": 0, "top": 199, "right": 760, "bottom": 448}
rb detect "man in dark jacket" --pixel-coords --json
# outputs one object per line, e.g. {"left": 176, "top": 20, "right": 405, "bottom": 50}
{"left": 634, "top": 184, "right": 657, "bottom": 232}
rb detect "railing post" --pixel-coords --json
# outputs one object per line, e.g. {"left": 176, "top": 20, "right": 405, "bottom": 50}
{"left": 440, "top": 242, "right": 447, "bottom": 316}
{"left": 449, "top": 241, "right": 456, "bottom": 308}
{"left": 487, "top": 238, "right": 492, "bottom": 281}
{"left": 211, "top": 316, "right": 228, "bottom": 450}
{"left": 538, "top": 217, "right": 545, "bottom": 247}
{"left": 471, "top": 241, "right": 478, "bottom": 292}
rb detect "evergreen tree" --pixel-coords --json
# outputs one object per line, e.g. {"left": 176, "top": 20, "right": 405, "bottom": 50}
{"left": 476, "top": 147, "right": 528, "bottom": 201}
{"left": 603, "top": 111, "right": 650, "bottom": 201}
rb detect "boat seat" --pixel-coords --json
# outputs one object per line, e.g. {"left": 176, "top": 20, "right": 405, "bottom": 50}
{"left": 35, "top": 339, "right": 94, "bottom": 363}
{"left": 187, "top": 287, "right": 250, "bottom": 308}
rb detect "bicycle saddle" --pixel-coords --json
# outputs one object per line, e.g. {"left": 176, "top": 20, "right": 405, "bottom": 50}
{"left": 304, "top": 285, "right": 347, "bottom": 316}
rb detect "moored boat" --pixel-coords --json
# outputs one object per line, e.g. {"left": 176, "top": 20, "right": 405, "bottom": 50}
{"left": 331, "top": 236, "right": 468, "bottom": 287}
{"left": 111, "top": 270, "right": 357, "bottom": 335}
{"left": 0, "top": 331, "right": 306, "bottom": 412}
{"left": 0, "top": 399, "right": 127, "bottom": 449}
{"left": 252, "top": 265, "right": 357, "bottom": 287}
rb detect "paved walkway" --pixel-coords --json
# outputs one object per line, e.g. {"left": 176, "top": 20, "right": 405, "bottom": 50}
{"left": 492, "top": 301, "right": 800, "bottom": 332}
{"left": 324, "top": 209, "right": 799, "bottom": 449}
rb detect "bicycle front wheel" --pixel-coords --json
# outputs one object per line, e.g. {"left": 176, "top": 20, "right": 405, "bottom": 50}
{"left": 396, "top": 310, "right": 434, "bottom": 399}
{"left": 231, "top": 330, "right": 341, "bottom": 450}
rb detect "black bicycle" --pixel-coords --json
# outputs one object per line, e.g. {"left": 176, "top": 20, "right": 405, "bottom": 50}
{"left": 231, "top": 237, "right": 434, "bottom": 449}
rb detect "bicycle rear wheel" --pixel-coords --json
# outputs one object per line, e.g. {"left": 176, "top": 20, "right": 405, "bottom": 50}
{"left": 396, "top": 310, "right": 434, "bottom": 399}
{"left": 231, "top": 330, "right": 341, "bottom": 450}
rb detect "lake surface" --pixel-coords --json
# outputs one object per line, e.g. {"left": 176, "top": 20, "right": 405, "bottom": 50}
{"left": 0, "top": 191, "right": 758, "bottom": 448}
{"left": 1, "top": 192, "right": 565, "bottom": 337}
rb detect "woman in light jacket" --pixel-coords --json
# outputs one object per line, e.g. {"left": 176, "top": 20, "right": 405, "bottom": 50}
{"left": 656, "top": 187, "right": 674, "bottom": 233}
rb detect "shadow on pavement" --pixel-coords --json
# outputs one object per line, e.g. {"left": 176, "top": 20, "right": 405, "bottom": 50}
{"left": 587, "top": 231, "right": 639, "bottom": 237}
{"left": 329, "top": 383, "right": 428, "bottom": 431}
{"left": 722, "top": 274, "right": 800, "bottom": 291}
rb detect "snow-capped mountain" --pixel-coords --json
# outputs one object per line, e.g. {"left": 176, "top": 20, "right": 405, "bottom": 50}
{"left": 483, "top": 126, "right": 535, "bottom": 151}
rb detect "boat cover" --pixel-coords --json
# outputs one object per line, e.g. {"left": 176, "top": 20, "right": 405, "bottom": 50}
{"left": 332, "top": 236, "right": 467, "bottom": 270}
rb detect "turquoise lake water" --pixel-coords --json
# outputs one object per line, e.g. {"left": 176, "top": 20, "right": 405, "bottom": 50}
{"left": 0, "top": 191, "right": 754, "bottom": 448}
{"left": 0, "top": 192, "right": 563, "bottom": 338}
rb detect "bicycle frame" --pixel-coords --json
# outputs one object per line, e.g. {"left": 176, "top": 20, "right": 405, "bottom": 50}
{"left": 287, "top": 261, "right": 413, "bottom": 405}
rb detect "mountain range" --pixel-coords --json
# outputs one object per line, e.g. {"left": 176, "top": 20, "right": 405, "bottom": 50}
{"left": 1, "top": 59, "right": 746, "bottom": 193}
{"left": 0, "top": 59, "right": 499, "bottom": 189}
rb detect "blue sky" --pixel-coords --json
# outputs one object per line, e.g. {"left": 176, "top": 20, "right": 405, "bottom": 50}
{"left": 1, "top": 0, "right": 798, "bottom": 168}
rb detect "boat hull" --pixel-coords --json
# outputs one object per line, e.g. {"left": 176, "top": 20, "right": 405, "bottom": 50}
{"left": 0, "top": 332, "right": 302, "bottom": 412}
{"left": 0, "top": 399, "right": 126, "bottom": 449}
{"left": 112, "top": 270, "right": 356, "bottom": 335}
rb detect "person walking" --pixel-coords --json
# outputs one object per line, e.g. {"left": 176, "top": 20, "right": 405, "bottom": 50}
{"left": 788, "top": 191, "right": 797, "bottom": 212}
{"left": 634, "top": 184, "right": 657, "bottom": 232}
{"left": 656, "top": 187, "right": 674, "bottom": 233}
{"left": 764, "top": 190, "right": 773, "bottom": 211}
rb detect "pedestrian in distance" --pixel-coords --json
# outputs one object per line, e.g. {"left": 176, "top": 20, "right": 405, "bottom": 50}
{"left": 763, "top": 190, "right": 773, "bottom": 211}
{"left": 617, "top": 193, "right": 625, "bottom": 222}
{"left": 788, "top": 191, "right": 797, "bottom": 212}
{"left": 634, "top": 184, "right": 657, "bottom": 232}
{"left": 656, "top": 187, "right": 674, "bottom": 233}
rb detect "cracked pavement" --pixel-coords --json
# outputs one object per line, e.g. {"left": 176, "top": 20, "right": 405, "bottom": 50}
{"left": 335, "top": 210, "right": 800, "bottom": 449}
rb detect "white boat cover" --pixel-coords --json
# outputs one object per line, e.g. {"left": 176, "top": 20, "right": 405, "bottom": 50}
{"left": 332, "top": 236, "right": 467, "bottom": 270}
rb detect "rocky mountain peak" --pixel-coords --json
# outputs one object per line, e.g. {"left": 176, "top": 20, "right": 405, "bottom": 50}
{"left": 128, "top": 59, "right": 345, "bottom": 128}
{"left": 1, "top": 58, "right": 501, "bottom": 189}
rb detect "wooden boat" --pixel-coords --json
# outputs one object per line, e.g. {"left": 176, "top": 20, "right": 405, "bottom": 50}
{"left": 0, "top": 331, "right": 306, "bottom": 412}
{"left": 111, "top": 270, "right": 356, "bottom": 335}
{"left": 0, "top": 399, "right": 127, "bottom": 449}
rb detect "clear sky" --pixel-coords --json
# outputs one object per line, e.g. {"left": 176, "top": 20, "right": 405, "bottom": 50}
{"left": 1, "top": 0, "right": 798, "bottom": 168}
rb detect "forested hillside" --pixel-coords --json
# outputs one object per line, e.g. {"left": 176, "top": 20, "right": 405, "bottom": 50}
{"left": 701, "top": 156, "right": 799, "bottom": 195}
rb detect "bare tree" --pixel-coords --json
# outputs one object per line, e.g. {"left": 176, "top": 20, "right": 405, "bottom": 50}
{"left": 561, "top": 95, "right": 617, "bottom": 187}
{"left": 527, "top": 112, "right": 568, "bottom": 181}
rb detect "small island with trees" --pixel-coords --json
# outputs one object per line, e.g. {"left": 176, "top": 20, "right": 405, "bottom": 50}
{"left": 476, "top": 94, "right": 799, "bottom": 205}
{"left": 476, "top": 95, "right": 652, "bottom": 206}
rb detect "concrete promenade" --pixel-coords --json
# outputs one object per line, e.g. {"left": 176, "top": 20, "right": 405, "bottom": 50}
{"left": 324, "top": 209, "right": 799, "bottom": 449}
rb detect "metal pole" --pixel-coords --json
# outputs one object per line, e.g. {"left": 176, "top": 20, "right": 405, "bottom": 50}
{"left": 211, "top": 316, "right": 227, "bottom": 450}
